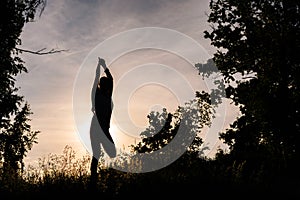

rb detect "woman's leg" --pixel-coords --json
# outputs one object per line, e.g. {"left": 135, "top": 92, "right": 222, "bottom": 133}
{"left": 89, "top": 115, "right": 101, "bottom": 189}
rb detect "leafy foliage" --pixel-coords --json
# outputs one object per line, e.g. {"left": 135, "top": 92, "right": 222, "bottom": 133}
{"left": 204, "top": 0, "right": 300, "bottom": 184}
{"left": 0, "top": 0, "right": 46, "bottom": 175}
{"left": 132, "top": 91, "right": 214, "bottom": 157}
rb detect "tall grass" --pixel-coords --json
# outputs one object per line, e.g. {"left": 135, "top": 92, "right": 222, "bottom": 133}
{"left": 24, "top": 145, "right": 91, "bottom": 183}
{"left": 1, "top": 145, "right": 147, "bottom": 199}
{"left": 2, "top": 144, "right": 295, "bottom": 198}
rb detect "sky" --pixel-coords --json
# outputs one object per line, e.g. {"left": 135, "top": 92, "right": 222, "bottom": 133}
{"left": 17, "top": 0, "right": 240, "bottom": 167}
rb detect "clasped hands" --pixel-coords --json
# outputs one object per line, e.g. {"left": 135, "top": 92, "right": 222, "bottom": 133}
{"left": 98, "top": 57, "right": 107, "bottom": 70}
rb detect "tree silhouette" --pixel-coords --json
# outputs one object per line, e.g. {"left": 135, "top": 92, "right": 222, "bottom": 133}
{"left": 0, "top": 0, "right": 46, "bottom": 175}
{"left": 131, "top": 91, "right": 214, "bottom": 170}
{"left": 204, "top": 0, "right": 300, "bottom": 184}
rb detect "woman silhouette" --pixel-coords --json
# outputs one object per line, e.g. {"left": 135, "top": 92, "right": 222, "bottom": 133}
{"left": 89, "top": 57, "right": 116, "bottom": 187}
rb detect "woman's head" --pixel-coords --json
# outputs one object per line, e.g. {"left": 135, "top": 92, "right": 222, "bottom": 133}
{"left": 99, "top": 76, "right": 111, "bottom": 91}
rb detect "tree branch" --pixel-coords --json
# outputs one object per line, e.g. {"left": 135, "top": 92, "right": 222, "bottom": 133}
{"left": 15, "top": 47, "right": 69, "bottom": 55}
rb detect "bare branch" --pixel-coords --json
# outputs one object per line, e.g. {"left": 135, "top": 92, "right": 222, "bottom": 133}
{"left": 242, "top": 76, "right": 256, "bottom": 80}
{"left": 15, "top": 47, "right": 69, "bottom": 55}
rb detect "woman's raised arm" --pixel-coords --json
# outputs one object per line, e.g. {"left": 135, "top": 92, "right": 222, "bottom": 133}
{"left": 91, "top": 58, "right": 101, "bottom": 112}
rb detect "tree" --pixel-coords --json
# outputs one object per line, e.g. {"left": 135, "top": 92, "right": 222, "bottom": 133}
{"left": 131, "top": 91, "right": 214, "bottom": 169}
{"left": 0, "top": 0, "right": 47, "bottom": 175}
{"left": 204, "top": 0, "right": 300, "bottom": 182}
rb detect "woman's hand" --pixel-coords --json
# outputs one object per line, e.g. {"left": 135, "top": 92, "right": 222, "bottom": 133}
{"left": 98, "top": 57, "right": 107, "bottom": 70}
